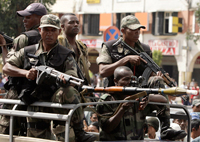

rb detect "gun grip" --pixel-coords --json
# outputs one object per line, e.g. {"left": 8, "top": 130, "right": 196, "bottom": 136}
{"left": 36, "top": 71, "right": 47, "bottom": 85}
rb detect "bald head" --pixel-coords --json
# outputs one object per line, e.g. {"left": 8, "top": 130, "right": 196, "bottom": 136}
{"left": 114, "top": 66, "right": 133, "bottom": 81}
{"left": 61, "top": 13, "right": 76, "bottom": 25}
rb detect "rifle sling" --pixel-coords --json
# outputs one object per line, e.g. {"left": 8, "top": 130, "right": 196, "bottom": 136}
{"left": 80, "top": 89, "right": 147, "bottom": 118}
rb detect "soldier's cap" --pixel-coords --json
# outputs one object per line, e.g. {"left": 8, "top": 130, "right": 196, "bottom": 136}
{"left": 121, "top": 15, "right": 145, "bottom": 30}
{"left": 39, "top": 14, "right": 61, "bottom": 29}
{"left": 146, "top": 117, "right": 159, "bottom": 132}
{"left": 17, "top": 3, "right": 47, "bottom": 17}
{"left": 192, "top": 99, "right": 200, "bottom": 107}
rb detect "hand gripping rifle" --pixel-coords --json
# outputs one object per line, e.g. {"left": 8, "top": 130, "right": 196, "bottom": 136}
{"left": 34, "top": 65, "right": 197, "bottom": 97}
{"left": 121, "top": 39, "right": 175, "bottom": 88}
{"left": 34, "top": 65, "right": 85, "bottom": 86}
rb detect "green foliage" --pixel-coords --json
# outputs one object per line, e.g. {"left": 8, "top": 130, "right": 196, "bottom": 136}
{"left": 187, "top": 2, "right": 200, "bottom": 44}
{"left": 0, "top": 0, "right": 55, "bottom": 37}
{"left": 152, "top": 50, "right": 163, "bottom": 66}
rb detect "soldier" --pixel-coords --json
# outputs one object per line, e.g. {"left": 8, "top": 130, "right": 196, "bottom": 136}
{"left": 59, "top": 13, "right": 91, "bottom": 85}
{"left": 96, "top": 66, "right": 186, "bottom": 140}
{"left": 2, "top": 14, "right": 96, "bottom": 142}
{"left": 52, "top": 13, "right": 95, "bottom": 141}
{"left": 96, "top": 15, "right": 183, "bottom": 140}
{"left": 96, "top": 66, "right": 162, "bottom": 140}
{"left": 0, "top": 3, "right": 47, "bottom": 64}
{"left": 0, "top": 2, "right": 47, "bottom": 135}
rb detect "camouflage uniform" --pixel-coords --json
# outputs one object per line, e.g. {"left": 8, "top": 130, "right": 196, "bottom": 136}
{"left": 58, "top": 36, "right": 91, "bottom": 84}
{"left": 6, "top": 39, "right": 80, "bottom": 139}
{"left": 96, "top": 93, "right": 154, "bottom": 140}
{"left": 52, "top": 37, "right": 91, "bottom": 141}
{"left": 97, "top": 37, "right": 171, "bottom": 137}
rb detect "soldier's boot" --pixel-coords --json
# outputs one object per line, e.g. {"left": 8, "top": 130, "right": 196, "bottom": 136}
{"left": 73, "top": 122, "right": 96, "bottom": 142}
{"left": 158, "top": 106, "right": 187, "bottom": 141}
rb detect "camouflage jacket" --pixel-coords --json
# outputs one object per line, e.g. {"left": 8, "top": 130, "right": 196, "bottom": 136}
{"left": 96, "top": 93, "right": 153, "bottom": 141}
{"left": 58, "top": 35, "right": 91, "bottom": 84}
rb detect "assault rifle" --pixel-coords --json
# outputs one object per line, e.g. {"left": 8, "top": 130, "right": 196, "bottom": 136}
{"left": 0, "top": 32, "right": 13, "bottom": 53}
{"left": 121, "top": 39, "right": 176, "bottom": 88}
{"left": 34, "top": 65, "right": 197, "bottom": 97}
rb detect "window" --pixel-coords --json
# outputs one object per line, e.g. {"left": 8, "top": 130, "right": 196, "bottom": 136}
{"left": 152, "top": 12, "right": 180, "bottom": 36}
{"left": 82, "top": 14, "right": 100, "bottom": 36}
{"left": 116, "top": 13, "right": 134, "bottom": 30}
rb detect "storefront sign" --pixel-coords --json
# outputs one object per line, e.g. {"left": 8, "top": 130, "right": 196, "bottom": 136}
{"left": 148, "top": 39, "right": 179, "bottom": 55}
{"left": 79, "top": 39, "right": 103, "bottom": 48}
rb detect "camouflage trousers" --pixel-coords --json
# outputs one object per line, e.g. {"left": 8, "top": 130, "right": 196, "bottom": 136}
{"left": 147, "top": 76, "right": 170, "bottom": 132}
{"left": 27, "top": 86, "right": 84, "bottom": 141}
{"left": 0, "top": 88, "right": 27, "bottom": 135}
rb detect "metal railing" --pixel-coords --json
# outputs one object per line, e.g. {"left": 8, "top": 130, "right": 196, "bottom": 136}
{"left": 0, "top": 99, "right": 191, "bottom": 142}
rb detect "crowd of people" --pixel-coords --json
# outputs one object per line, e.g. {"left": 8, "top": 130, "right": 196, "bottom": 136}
{"left": 0, "top": 2, "right": 198, "bottom": 142}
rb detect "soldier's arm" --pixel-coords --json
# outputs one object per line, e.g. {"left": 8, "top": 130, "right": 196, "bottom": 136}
{"left": 103, "top": 101, "right": 136, "bottom": 133}
{"left": 97, "top": 45, "right": 142, "bottom": 78}
{"left": 3, "top": 48, "right": 27, "bottom": 77}
{"left": 3, "top": 48, "right": 37, "bottom": 80}
{"left": 6, "top": 34, "right": 28, "bottom": 59}
{"left": 149, "top": 94, "right": 168, "bottom": 103}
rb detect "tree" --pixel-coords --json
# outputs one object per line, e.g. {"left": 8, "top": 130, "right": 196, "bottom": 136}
{"left": 186, "top": 1, "right": 200, "bottom": 44}
{"left": 0, "top": 0, "right": 56, "bottom": 37}
{"left": 152, "top": 50, "right": 163, "bottom": 66}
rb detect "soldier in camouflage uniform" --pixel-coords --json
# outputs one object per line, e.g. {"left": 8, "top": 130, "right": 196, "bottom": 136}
{"left": 97, "top": 66, "right": 186, "bottom": 140}
{"left": 96, "top": 15, "right": 184, "bottom": 140}
{"left": 58, "top": 13, "right": 91, "bottom": 84}
{"left": 96, "top": 66, "right": 162, "bottom": 140}
{"left": 53, "top": 13, "right": 95, "bottom": 142}
{"left": 0, "top": 3, "right": 47, "bottom": 135}
{"left": 2, "top": 14, "right": 95, "bottom": 142}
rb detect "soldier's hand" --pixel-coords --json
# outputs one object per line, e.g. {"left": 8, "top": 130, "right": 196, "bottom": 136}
{"left": 26, "top": 68, "right": 37, "bottom": 80}
{"left": 0, "top": 34, "right": 6, "bottom": 46}
{"left": 128, "top": 55, "right": 147, "bottom": 66}
{"left": 139, "top": 96, "right": 149, "bottom": 110}
{"left": 121, "top": 101, "right": 135, "bottom": 111}
{"left": 56, "top": 74, "right": 69, "bottom": 87}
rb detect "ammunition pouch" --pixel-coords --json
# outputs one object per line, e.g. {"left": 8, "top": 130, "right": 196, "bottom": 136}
{"left": 18, "top": 79, "right": 38, "bottom": 105}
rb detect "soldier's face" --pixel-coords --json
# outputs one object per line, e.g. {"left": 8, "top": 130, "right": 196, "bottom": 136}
{"left": 62, "top": 15, "right": 79, "bottom": 37}
{"left": 23, "top": 14, "right": 41, "bottom": 31}
{"left": 116, "top": 71, "right": 133, "bottom": 86}
{"left": 40, "top": 27, "right": 61, "bottom": 46}
{"left": 122, "top": 27, "right": 140, "bottom": 43}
